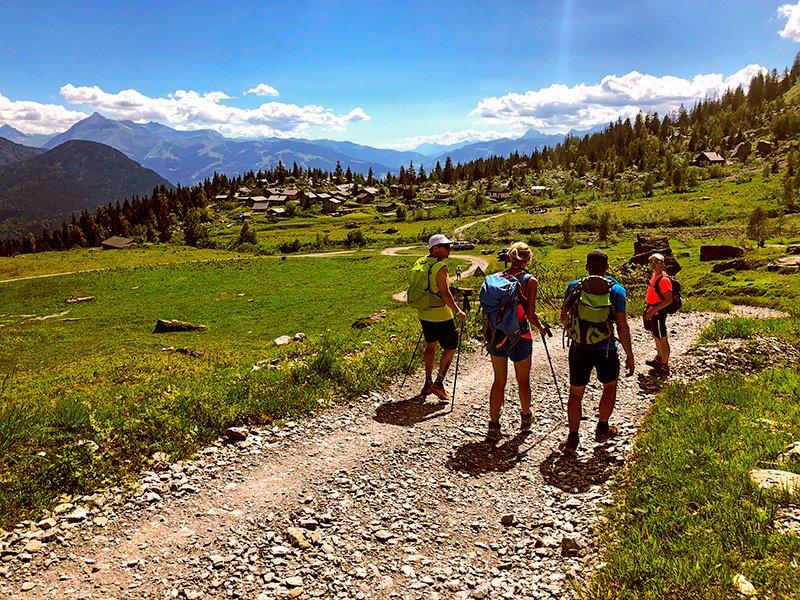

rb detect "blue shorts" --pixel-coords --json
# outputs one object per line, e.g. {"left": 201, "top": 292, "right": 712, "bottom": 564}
{"left": 488, "top": 337, "right": 533, "bottom": 363}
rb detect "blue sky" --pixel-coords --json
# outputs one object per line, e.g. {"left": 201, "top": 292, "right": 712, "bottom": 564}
{"left": 1, "top": 0, "right": 800, "bottom": 148}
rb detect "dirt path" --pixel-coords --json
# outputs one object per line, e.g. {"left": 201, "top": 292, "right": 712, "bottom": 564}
{"left": 2, "top": 308, "right": 780, "bottom": 600}
{"left": 382, "top": 246, "right": 490, "bottom": 303}
{"left": 452, "top": 213, "right": 509, "bottom": 240}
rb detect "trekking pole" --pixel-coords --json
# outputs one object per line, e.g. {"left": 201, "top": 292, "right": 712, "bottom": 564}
{"left": 540, "top": 322, "right": 564, "bottom": 409}
{"left": 450, "top": 290, "right": 472, "bottom": 411}
{"left": 401, "top": 330, "right": 424, "bottom": 390}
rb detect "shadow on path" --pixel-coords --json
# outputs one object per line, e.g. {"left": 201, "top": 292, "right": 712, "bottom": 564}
{"left": 447, "top": 431, "right": 531, "bottom": 475}
{"left": 374, "top": 396, "right": 448, "bottom": 426}
{"left": 539, "top": 446, "right": 622, "bottom": 493}
{"left": 636, "top": 369, "right": 670, "bottom": 394}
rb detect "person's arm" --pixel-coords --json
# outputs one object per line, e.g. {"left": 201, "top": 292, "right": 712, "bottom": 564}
{"left": 615, "top": 312, "right": 635, "bottom": 376}
{"left": 646, "top": 278, "right": 673, "bottom": 317}
{"left": 436, "top": 265, "right": 466, "bottom": 321}
{"left": 526, "top": 277, "right": 546, "bottom": 334}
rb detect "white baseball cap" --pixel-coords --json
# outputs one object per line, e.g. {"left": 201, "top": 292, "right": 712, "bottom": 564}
{"left": 427, "top": 234, "right": 453, "bottom": 249}
{"left": 649, "top": 252, "right": 665, "bottom": 262}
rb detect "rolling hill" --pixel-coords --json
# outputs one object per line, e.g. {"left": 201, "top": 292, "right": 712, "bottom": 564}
{"left": 0, "top": 140, "right": 172, "bottom": 236}
{"left": 0, "top": 137, "right": 44, "bottom": 167}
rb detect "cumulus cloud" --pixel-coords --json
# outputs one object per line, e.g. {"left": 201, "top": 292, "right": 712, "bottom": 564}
{"left": 0, "top": 92, "right": 89, "bottom": 134}
{"left": 245, "top": 83, "right": 280, "bottom": 96}
{"left": 471, "top": 64, "right": 767, "bottom": 133}
{"left": 778, "top": 2, "right": 800, "bottom": 42}
{"left": 392, "top": 128, "right": 525, "bottom": 151}
{"left": 59, "top": 83, "right": 370, "bottom": 137}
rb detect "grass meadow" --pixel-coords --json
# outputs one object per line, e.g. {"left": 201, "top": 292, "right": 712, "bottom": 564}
{"left": 0, "top": 252, "right": 436, "bottom": 526}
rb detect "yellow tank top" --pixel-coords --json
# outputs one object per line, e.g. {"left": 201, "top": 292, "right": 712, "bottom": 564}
{"left": 417, "top": 258, "right": 453, "bottom": 322}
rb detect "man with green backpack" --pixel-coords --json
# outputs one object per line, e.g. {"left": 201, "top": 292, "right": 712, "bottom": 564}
{"left": 407, "top": 234, "right": 466, "bottom": 401}
{"left": 559, "top": 250, "right": 635, "bottom": 455}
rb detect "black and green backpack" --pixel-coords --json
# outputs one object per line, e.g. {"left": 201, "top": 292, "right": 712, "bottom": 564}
{"left": 565, "top": 275, "right": 617, "bottom": 346}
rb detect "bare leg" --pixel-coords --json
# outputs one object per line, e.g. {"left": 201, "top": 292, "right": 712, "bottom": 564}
{"left": 512, "top": 355, "right": 532, "bottom": 415}
{"left": 437, "top": 348, "right": 456, "bottom": 379}
{"left": 490, "top": 355, "right": 508, "bottom": 422}
{"left": 598, "top": 380, "right": 618, "bottom": 422}
{"left": 654, "top": 336, "right": 670, "bottom": 365}
{"left": 567, "top": 385, "right": 586, "bottom": 433}
{"left": 423, "top": 342, "right": 437, "bottom": 380}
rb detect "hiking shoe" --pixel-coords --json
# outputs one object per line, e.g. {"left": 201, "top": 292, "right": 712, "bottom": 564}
{"left": 486, "top": 421, "right": 502, "bottom": 442}
{"left": 419, "top": 380, "right": 433, "bottom": 397}
{"left": 559, "top": 435, "right": 579, "bottom": 457}
{"left": 520, "top": 411, "right": 533, "bottom": 431}
{"left": 595, "top": 424, "right": 619, "bottom": 443}
{"left": 429, "top": 381, "right": 450, "bottom": 401}
{"left": 654, "top": 362, "right": 671, "bottom": 377}
{"left": 645, "top": 356, "right": 662, "bottom": 367}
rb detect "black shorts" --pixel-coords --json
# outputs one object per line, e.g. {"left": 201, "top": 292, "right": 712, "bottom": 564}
{"left": 420, "top": 319, "right": 459, "bottom": 350}
{"left": 643, "top": 309, "right": 668, "bottom": 338}
{"left": 568, "top": 345, "right": 620, "bottom": 387}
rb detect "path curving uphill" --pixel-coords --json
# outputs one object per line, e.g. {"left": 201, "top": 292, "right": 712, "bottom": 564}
{"left": 452, "top": 211, "right": 509, "bottom": 240}
{"left": 382, "top": 245, "right": 490, "bottom": 302}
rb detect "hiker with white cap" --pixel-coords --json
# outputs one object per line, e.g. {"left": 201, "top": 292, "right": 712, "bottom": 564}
{"left": 644, "top": 252, "right": 673, "bottom": 375}
{"left": 406, "top": 234, "right": 466, "bottom": 401}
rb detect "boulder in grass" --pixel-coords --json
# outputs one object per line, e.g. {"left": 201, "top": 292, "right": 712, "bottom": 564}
{"left": 699, "top": 245, "right": 745, "bottom": 262}
{"left": 749, "top": 468, "right": 800, "bottom": 494}
{"left": 756, "top": 139, "right": 774, "bottom": 156}
{"left": 352, "top": 309, "right": 387, "bottom": 329}
{"left": 274, "top": 335, "right": 291, "bottom": 346}
{"left": 65, "top": 296, "right": 95, "bottom": 304}
{"left": 153, "top": 319, "right": 207, "bottom": 333}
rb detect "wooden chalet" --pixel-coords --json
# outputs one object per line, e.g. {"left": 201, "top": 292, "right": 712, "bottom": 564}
{"left": 282, "top": 189, "right": 300, "bottom": 200}
{"left": 249, "top": 195, "right": 268, "bottom": 207}
{"left": 489, "top": 181, "right": 511, "bottom": 200}
{"left": 267, "top": 207, "right": 287, "bottom": 217}
{"left": 375, "top": 202, "right": 397, "bottom": 212}
{"left": 252, "top": 201, "right": 270, "bottom": 212}
{"left": 322, "top": 197, "right": 342, "bottom": 213}
{"left": 694, "top": 151, "right": 725, "bottom": 166}
{"left": 101, "top": 236, "right": 134, "bottom": 250}
{"left": 267, "top": 194, "right": 287, "bottom": 204}
{"left": 530, "top": 185, "right": 550, "bottom": 195}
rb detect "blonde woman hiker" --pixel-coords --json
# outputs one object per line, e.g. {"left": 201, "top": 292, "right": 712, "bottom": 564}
{"left": 480, "top": 242, "right": 547, "bottom": 441}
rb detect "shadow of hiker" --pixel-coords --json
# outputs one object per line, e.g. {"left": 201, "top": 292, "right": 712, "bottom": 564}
{"left": 446, "top": 431, "right": 531, "bottom": 475}
{"left": 374, "top": 396, "right": 448, "bottom": 427}
{"left": 637, "top": 369, "right": 670, "bottom": 394}
{"left": 539, "top": 446, "right": 621, "bottom": 493}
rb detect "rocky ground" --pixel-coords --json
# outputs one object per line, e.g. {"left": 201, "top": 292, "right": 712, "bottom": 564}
{"left": 0, "top": 308, "right": 794, "bottom": 600}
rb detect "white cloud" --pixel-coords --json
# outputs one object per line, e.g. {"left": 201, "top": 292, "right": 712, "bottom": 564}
{"left": 59, "top": 83, "right": 371, "bottom": 137}
{"left": 0, "top": 92, "right": 89, "bottom": 134}
{"left": 392, "top": 128, "right": 525, "bottom": 151}
{"left": 778, "top": 2, "right": 800, "bottom": 42}
{"left": 471, "top": 65, "right": 767, "bottom": 133}
{"left": 245, "top": 83, "right": 280, "bottom": 96}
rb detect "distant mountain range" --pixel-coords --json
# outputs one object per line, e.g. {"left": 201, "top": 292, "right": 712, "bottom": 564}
{"left": 0, "top": 124, "right": 54, "bottom": 148}
{"left": 0, "top": 113, "right": 596, "bottom": 186}
{"left": 0, "top": 139, "right": 171, "bottom": 237}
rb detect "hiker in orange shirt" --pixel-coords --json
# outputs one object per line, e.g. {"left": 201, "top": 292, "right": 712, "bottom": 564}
{"left": 643, "top": 253, "right": 672, "bottom": 375}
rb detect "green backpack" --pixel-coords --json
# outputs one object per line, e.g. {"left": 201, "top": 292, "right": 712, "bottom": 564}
{"left": 566, "top": 275, "right": 616, "bottom": 346}
{"left": 408, "top": 257, "right": 446, "bottom": 310}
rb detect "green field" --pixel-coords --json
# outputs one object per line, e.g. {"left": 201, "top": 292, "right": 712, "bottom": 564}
{"left": 0, "top": 252, "right": 435, "bottom": 526}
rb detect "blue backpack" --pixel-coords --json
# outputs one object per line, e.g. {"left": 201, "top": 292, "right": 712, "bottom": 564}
{"left": 479, "top": 271, "right": 532, "bottom": 351}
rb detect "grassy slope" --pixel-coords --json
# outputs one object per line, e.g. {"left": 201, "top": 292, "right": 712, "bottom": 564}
{"left": 0, "top": 252, "right": 440, "bottom": 526}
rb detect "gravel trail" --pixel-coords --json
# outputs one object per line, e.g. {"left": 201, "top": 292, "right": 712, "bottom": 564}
{"left": 3, "top": 308, "right": 786, "bottom": 600}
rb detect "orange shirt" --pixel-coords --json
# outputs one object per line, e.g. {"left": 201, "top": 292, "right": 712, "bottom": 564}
{"left": 646, "top": 273, "right": 672, "bottom": 306}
